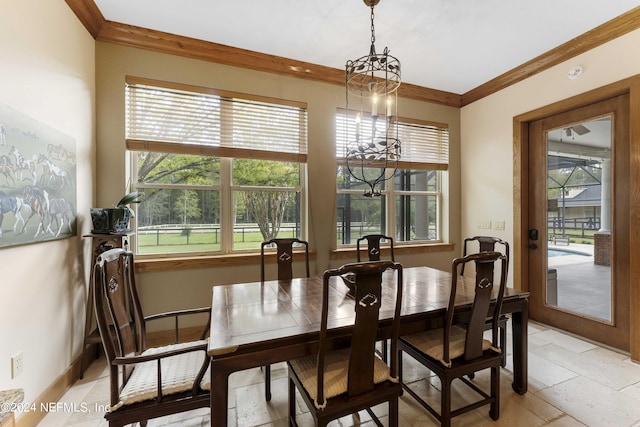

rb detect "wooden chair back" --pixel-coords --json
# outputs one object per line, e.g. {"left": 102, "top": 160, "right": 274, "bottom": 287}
{"left": 461, "top": 235, "right": 509, "bottom": 276}
{"left": 444, "top": 251, "right": 508, "bottom": 364}
{"left": 260, "top": 238, "right": 309, "bottom": 281}
{"left": 93, "top": 248, "right": 139, "bottom": 395}
{"left": 356, "top": 234, "right": 395, "bottom": 262}
{"left": 316, "top": 260, "right": 403, "bottom": 406}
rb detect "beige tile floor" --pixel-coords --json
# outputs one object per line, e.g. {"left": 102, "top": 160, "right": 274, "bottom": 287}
{"left": 36, "top": 321, "right": 640, "bottom": 426}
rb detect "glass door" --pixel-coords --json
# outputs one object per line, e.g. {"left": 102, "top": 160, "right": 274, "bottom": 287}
{"left": 527, "top": 94, "right": 630, "bottom": 350}
{"left": 546, "top": 117, "right": 611, "bottom": 321}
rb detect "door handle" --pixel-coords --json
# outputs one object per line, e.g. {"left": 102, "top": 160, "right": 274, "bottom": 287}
{"left": 529, "top": 243, "right": 538, "bottom": 249}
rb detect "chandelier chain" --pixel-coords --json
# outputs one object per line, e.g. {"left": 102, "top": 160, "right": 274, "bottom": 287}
{"left": 370, "top": 6, "right": 376, "bottom": 46}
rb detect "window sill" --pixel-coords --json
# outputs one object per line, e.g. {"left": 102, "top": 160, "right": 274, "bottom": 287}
{"left": 330, "top": 242, "right": 455, "bottom": 260}
{"left": 134, "top": 251, "right": 316, "bottom": 273}
{"left": 133, "top": 243, "right": 453, "bottom": 273}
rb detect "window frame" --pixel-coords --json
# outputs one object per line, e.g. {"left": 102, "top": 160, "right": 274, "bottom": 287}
{"left": 126, "top": 76, "right": 308, "bottom": 258}
{"left": 335, "top": 111, "right": 449, "bottom": 247}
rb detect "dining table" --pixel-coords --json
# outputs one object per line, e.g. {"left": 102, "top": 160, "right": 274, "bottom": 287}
{"left": 207, "top": 265, "right": 529, "bottom": 426}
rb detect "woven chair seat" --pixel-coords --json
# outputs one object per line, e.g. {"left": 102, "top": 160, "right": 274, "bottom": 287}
{"left": 289, "top": 348, "right": 392, "bottom": 409}
{"left": 111, "top": 340, "right": 211, "bottom": 411}
{"left": 402, "top": 325, "right": 495, "bottom": 368}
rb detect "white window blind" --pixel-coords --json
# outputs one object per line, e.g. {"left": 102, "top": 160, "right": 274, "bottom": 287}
{"left": 336, "top": 110, "right": 449, "bottom": 171}
{"left": 126, "top": 77, "right": 308, "bottom": 162}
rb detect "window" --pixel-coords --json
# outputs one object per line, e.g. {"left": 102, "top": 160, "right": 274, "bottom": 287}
{"left": 336, "top": 110, "right": 448, "bottom": 245}
{"left": 126, "top": 77, "right": 307, "bottom": 256}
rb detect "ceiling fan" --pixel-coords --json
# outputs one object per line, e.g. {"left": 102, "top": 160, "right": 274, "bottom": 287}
{"left": 563, "top": 124, "right": 591, "bottom": 137}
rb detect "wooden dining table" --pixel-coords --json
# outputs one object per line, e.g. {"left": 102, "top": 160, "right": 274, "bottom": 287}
{"left": 207, "top": 265, "right": 529, "bottom": 426}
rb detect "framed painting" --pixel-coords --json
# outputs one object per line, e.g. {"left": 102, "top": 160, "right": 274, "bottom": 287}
{"left": 0, "top": 102, "right": 77, "bottom": 248}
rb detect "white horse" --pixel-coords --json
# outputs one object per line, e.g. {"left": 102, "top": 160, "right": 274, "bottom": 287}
{"left": 0, "top": 192, "right": 29, "bottom": 237}
{"left": 8, "top": 146, "right": 37, "bottom": 184}
{"left": 22, "top": 185, "right": 53, "bottom": 237}
{"left": 37, "top": 154, "right": 72, "bottom": 189}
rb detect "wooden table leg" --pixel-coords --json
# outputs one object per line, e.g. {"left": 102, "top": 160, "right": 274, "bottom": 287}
{"left": 510, "top": 298, "right": 529, "bottom": 394}
{"left": 210, "top": 359, "right": 230, "bottom": 427}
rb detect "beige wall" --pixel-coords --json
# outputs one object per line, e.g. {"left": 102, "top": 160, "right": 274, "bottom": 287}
{"left": 95, "top": 42, "right": 461, "bottom": 316}
{"left": 0, "top": 0, "right": 95, "bottom": 410}
{"left": 460, "top": 29, "right": 640, "bottom": 280}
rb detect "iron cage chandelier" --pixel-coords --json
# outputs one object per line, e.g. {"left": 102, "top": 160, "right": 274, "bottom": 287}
{"left": 345, "top": 0, "right": 401, "bottom": 197}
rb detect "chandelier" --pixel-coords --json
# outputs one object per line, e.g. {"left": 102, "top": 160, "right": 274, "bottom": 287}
{"left": 345, "top": 0, "right": 401, "bottom": 197}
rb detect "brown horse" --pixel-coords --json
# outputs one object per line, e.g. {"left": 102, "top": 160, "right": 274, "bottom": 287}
{"left": 0, "top": 155, "right": 15, "bottom": 186}
{"left": 49, "top": 197, "right": 76, "bottom": 237}
{"left": 21, "top": 185, "right": 52, "bottom": 237}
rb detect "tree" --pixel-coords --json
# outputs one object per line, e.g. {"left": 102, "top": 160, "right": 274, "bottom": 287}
{"left": 173, "top": 189, "right": 201, "bottom": 224}
{"left": 233, "top": 159, "right": 299, "bottom": 240}
{"left": 136, "top": 153, "right": 218, "bottom": 226}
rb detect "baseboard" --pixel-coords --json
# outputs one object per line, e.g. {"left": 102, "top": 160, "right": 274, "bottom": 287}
{"left": 15, "top": 345, "right": 93, "bottom": 427}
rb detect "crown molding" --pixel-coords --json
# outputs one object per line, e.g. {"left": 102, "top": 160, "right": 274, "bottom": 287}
{"left": 65, "top": 0, "right": 105, "bottom": 39}
{"left": 461, "top": 6, "right": 640, "bottom": 106}
{"left": 65, "top": 0, "right": 640, "bottom": 108}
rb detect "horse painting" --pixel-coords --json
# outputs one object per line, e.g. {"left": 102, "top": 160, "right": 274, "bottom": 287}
{"left": 0, "top": 101, "right": 77, "bottom": 248}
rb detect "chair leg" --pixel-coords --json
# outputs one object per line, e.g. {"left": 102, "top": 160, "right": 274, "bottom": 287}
{"left": 397, "top": 349, "right": 404, "bottom": 396}
{"left": 288, "top": 376, "right": 297, "bottom": 426}
{"left": 389, "top": 396, "right": 399, "bottom": 427}
{"left": 500, "top": 324, "right": 507, "bottom": 368}
{"left": 265, "top": 364, "right": 272, "bottom": 401}
{"left": 441, "top": 378, "right": 452, "bottom": 427}
{"left": 490, "top": 365, "right": 500, "bottom": 420}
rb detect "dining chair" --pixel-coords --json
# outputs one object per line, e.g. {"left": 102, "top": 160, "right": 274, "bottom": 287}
{"left": 356, "top": 233, "right": 395, "bottom": 362}
{"left": 260, "top": 237, "right": 310, "bottom": 282}
{"left": 356, "top": 234, "right": 395, "bottom": 262}
{"left": 92, "top": 248, "right": 212, "bottom": 427}
{"left": 398, "top": 251, "right": 508, "bottom": 427}
{"left": 260, "top": 237, "right": 310, "bottom": 401}
{"left": 461, "top": 235, "right": 510, "bottom": 367}
{"left": 287, "top": 260, "right": 404, "bottom": 427}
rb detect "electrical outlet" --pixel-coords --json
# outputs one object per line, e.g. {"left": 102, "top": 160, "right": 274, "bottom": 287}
{"left": 11, "top": 352, "right": 23, "bottom": 378}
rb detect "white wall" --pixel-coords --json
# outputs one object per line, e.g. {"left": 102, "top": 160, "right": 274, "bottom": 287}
{"left": 460, "top": 29, "right": 640, "bottom": 280}
{"left": 0, "top": 0, "right": 95, "bottom": 408}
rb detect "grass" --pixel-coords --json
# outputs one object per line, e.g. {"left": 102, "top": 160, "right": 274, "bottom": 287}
{"left": 136, "top": 229, "right": 294, "bottom": 254}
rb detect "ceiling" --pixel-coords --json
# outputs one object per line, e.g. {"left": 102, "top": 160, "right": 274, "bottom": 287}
{"left": 92, "top": 0, "right": 640, "bottom": 95}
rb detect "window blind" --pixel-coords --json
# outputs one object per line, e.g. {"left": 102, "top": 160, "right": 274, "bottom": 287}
{"left": 336, "top": 109, "right": 449, "bottom": 171}
{"left": 126, "top": 78, "right": 308, "bottom": 163}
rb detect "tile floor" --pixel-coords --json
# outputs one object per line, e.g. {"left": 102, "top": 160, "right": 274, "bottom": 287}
{"left": 36, "top": 321, "right": 640, "bottom": 426}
